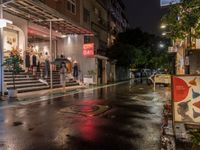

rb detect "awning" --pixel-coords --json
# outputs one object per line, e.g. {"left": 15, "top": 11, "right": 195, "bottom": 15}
{"left": 95, "top": 55, "right": 108, "bottom": 60}
{"left": 2, "top": 0, "right": 93, "bottom": 35}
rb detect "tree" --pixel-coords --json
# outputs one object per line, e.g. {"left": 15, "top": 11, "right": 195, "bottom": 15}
{"left": 107, "top": 43, "right": 135, "bottom": 67}
{"left": 162, "top": 0, "right": 200, "bottom": 41}
{"left": 107, "top": 28, "right": 171, "bottom": 70}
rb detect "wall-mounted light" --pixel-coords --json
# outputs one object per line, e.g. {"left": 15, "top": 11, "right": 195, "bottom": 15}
{"left": 0, "top": 19, "right": 13, "bottom": 28}
{"left": 61, "top": 35, "right": 67, "bottom": 38}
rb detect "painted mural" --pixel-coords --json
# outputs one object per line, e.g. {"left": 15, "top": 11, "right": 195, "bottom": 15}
{"left": 172, "top": 76, "right": 200, "bottom": 124}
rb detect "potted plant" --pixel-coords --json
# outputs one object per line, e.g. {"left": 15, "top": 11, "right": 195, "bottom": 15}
{"left": 2, "top": 48, "right": 23, "bottom": 98}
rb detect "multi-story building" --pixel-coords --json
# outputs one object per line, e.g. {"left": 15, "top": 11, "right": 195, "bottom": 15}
{"left": 80, "top": 0, "right": 108, "bottom": 84}
{"left": 107, "top": 0, "right": 129, "bottom": 46}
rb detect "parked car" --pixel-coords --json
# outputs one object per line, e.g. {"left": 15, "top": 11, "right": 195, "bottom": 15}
{"left": 148, "top": 72, "right": 171, "bottom": 86}
{"left": 141, "top": 69, "right": 152, "bottom": 77}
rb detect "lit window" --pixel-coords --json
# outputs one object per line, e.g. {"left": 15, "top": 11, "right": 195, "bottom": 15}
{"left": 67, "top": 0, "right": 76, "bottom": 14}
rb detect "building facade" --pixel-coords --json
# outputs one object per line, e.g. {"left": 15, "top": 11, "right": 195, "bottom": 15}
{"left": 0, "top": 0, "right": 93, "bottom": 94}
{"left": 80, "top": 0, "right": 109, "bottom": 84}
{"left": 0, "top": 0, "right": 129, "bottom": 94}
{"left": 107, "top": 0, "right": 129, "bottom": 46}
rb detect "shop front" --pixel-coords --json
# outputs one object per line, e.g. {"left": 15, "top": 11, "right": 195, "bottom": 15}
{"left": 0, "top": 0, "right": 93, "bottom": 94}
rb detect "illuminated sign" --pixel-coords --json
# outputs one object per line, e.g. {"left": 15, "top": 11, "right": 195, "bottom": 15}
{"left": 160, "top": 0, "right": 180, "bottom": 6}
{"left": 83, "top": 43, "right": 94, "bottom": 57}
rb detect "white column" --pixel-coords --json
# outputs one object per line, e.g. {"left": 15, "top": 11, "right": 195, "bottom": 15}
{"left": 0, "top": 4, "right": 4, "bottom": 95}
{"left": 49, "top": 21, "right": 53, "bottom": 89}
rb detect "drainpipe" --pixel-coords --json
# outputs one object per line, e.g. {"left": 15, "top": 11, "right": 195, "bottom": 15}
{"left": 0, "top": 3, "right": 4, "bottom": 95}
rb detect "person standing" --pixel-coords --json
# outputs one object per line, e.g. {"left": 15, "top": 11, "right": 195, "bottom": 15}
{"left": 25, "top": 52, "right": 30, "bottom": 73}
{"left": 73, "top": 62, "right": 78, "bottom": 80}
{"left": 60, "top": 62, "right": 67, "bottom": 88}
{"left": 32, "top": 53, "right": 37, "bottom": 76}
{"left": 44, "top": 52, "right": 50, "bottom": 78}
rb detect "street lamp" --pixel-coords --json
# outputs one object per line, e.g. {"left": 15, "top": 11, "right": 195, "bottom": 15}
{"left": 160, "top": 24, "right": 167, "bottom": 29}
{"left": 162, "top": 32, "right": 167, "bottom": 36}
{"left": 159, "top": 43, "right": 165, "bottom": 48}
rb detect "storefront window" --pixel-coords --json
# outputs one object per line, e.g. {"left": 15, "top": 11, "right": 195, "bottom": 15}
{"left": 4, "top": 29, "right": 19, "bottom": 57}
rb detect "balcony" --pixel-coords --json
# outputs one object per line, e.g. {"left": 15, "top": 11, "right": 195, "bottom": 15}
{"left": 95, "top": 40, "right": 107, "bottom": 56}
{"left": 92, "top": 16, "right": 108, "bottom": 31}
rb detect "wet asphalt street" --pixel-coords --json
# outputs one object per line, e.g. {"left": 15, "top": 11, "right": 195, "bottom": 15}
{"left": 0, "top": 81, "right": 165, "bottom": 150}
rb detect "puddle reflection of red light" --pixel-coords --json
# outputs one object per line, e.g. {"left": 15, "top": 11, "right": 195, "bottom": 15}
{"left": 79, "top": 100, "right": 98, "bottom": 105}
{"left": 78, "top": 119, "right": 97, "bottom": 141}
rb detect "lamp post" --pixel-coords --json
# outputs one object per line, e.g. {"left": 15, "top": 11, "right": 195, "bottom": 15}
{"left": 0, "top": 4, "right": 3, "bottom": 96}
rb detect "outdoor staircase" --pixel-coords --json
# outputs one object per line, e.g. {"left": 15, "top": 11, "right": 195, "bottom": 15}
{"left": 4, "top": 70, "right": 49, "bottom": 93}
{"left": 4, "top": 70, "right": 79, "bottom": 93}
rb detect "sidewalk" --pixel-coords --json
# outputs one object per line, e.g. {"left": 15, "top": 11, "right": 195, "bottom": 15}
{"left": 0, "top": 80, "right": 130, "bottom": 109}
{"left": 0, "top": 85, "right": 87, "bottom": 108}
{"left": 159, "top": 86, "right": 195, "bottom": 150}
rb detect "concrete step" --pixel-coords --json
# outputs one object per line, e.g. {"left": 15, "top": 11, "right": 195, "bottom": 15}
{"left": 66, "top": 82, "right": 79, "bottom": 86}
{"left": 5, "top": 80, "right": 40, "bottom": 85}
{"left": 7, "top": 82, "right": 47, "bottom": 89}
{"left": 4, "top": 72, "right": 28, "bottom": 75}
{"left": 4, "top": 70, "right": 25, "bottom": 72}
{"left": 17, "top": 85, "right": 50, "bottom": 93}
{"left": 4, "top": 75, "right": 30, "bottom": 78}
{"left": 53, "top": 82, "right": 79, "bottom": 88}
{"left": 4, "top": 77, "right": 36, "bottom": 82}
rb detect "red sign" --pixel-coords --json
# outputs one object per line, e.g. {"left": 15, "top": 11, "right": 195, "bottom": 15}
{"left": 172, "top": 77, "right": 190, "bottom": 102}
{"left": 83, "top": 43, "right": 94, "bottom": 57}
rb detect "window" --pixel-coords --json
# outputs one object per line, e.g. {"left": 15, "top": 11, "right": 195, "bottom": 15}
{"left": 84, "top": 36, "right": 94, "bottom": 44}
{"left": 38, "top": 0, "right": 46, "bottom": 3}
{"left": 67, "top": 0, "right": 76, "bottom": 14}
{"left": 83, "top": 8, "right": 90, "bottom": 23}
{"left": 94, "top": 7, "right": 101, "bottom": 17}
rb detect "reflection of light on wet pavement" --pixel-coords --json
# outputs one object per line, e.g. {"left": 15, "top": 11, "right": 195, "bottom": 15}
{"left": 78, "top": 119, "right": 97, "bottom": 141}
{"left": 54, "top": 128, "right": 71, "bottom": 146}
{"left": 60, "top": 104, "right": 110, "bottom": 117}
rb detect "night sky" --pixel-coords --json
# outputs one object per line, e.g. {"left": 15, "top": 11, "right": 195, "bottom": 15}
{"left": 124, "top": 0, "right": 167, "bottom": 35}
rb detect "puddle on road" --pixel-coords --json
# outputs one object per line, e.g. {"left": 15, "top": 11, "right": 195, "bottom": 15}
{"left": 59, "top": 104, "right": 110, "bottom": 117}
{"left": 131, "top": 95, "right": 154, "bottom": 101}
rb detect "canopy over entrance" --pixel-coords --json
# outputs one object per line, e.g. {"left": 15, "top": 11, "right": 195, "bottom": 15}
{"left": 2, "top": 0, "right": 93, "bottom": 34}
